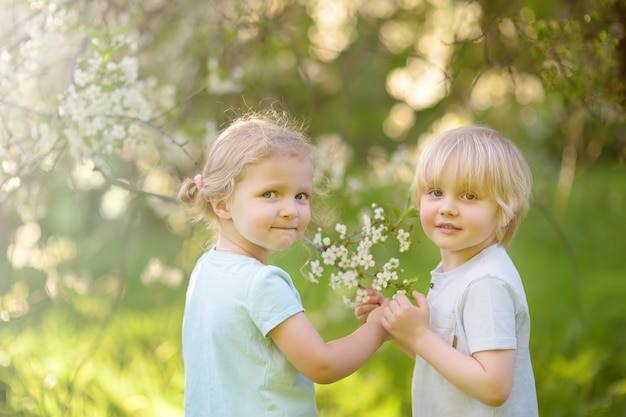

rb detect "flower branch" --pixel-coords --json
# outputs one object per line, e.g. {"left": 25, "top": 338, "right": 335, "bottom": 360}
{"left": 304, "top": 199, "right": 419, "bottom": 307}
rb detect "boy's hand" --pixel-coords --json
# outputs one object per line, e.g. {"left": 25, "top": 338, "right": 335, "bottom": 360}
{"left": 382, "top": 290, "right": 430, "bottom": 343}
{"left": 354, "top": 286, "right": 386, "bottom": 323}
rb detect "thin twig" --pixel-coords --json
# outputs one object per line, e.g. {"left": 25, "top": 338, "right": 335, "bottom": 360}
{"left": 93, "top": 165, "right": 179, "bottom": 203}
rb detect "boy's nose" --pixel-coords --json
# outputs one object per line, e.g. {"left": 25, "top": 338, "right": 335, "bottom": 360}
{"left": 439, "top": 197, "right": 458, "bottom": 216}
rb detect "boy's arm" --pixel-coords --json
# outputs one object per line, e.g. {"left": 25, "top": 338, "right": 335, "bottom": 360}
{"left": 270, "top": 300, "right": 389, "bottom": 385}
{"left": 383, "top": 291, "right": 515, "bottom": 406}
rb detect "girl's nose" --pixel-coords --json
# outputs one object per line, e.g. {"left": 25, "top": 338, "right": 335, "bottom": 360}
{"left": 280, "top": 199, "right": 298, "bottom": 218}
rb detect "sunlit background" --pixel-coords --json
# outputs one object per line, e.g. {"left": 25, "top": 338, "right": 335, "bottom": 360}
{"left": 1, "top": 0, "right": 625, "bottom": 416}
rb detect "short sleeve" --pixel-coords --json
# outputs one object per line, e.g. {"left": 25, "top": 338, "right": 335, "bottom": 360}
{"left": 248, "top": 266, "right": 305, "bottom": 337}
{"left": 461, "top": 276, "right": 518, "bottom": 353}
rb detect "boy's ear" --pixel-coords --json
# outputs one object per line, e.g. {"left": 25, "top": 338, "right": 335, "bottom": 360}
{"left": 499, "top": 214, "right": 512, "bottom": 229}
{"left": 212, "top": 200, "right": 232, "bottom": 219}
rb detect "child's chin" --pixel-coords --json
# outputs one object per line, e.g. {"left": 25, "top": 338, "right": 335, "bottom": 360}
{"left": 271, "top": 240, "right": 297, "bottom": 251}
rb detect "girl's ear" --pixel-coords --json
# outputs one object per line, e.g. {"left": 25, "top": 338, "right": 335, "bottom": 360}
{"left": 212, "top": 200, "right": 232, "bottom": 219}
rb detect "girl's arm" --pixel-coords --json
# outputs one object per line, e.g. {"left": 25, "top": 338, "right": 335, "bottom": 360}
{"left": 354, "top": 286, "right": 385, "bottom": 323}
{"left": 383, "top": 291, "right": 515, "bottom": 406}
{"left": 269, "top": 302, "right": 388, "bottom": 384}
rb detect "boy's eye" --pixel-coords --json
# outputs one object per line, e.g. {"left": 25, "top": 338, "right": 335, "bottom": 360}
{"left": 429, "top": 189, "right": 443, "bottom": 197}
{"left": 262, "top": 191, "right": 277, "bottom": 198}
{"left": 295, "top": 192, "right": 310, "bottom": 201}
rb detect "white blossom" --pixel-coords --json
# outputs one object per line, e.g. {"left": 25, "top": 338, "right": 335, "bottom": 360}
{"left": 335, "top": 223, "right": 347, "bottom": 239}
{"left": 355, "top": 287, "right": 369, "bottom": 303}
{"left": 307, "top": 260, "right": 323, "bottom": 283}
{"left": 374, "top": 206, "right": 385, "bottom": 220}
{"left": 393, "top": 289, "right": 407, "bottom": 299}
{"left": 397, "top": 228, "right": 411, "bottom": 252}
{"left": 306, "top": 202, "right": 417, "bottom": 307}
{"left": 313, "top": 228, "right": 323, "bottom": 246}
{"left": 322, "top": 244, "right": 344, "bottom": 265}
{"left": 345, "top": 270, "right": 360, "bottom": 288}
{"left": 371, "top": 224, "right": 387, "bottom": 243}
{"left": 362, "top": 214, "right": 371, "bottom": 229}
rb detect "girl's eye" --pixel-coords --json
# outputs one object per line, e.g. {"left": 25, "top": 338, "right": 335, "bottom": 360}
{"left": 262, "top": 191, "right": 277, "bottom": 199}
{"left": 462, "top": 192, "right": 477, "bottom": 200}
{"left": 295, "top": 192, "right": 310, "bottom": 201}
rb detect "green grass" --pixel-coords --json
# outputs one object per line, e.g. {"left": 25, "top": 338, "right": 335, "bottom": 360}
{"left": 1, "top": 163, "right": 625, "bottom": 416}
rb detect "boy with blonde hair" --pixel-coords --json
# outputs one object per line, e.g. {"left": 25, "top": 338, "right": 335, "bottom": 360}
{"left": 357, "top": 126, "right": 539, "bottom": 416}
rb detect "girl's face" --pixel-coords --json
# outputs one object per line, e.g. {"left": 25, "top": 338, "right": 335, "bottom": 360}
{"left": 419, "top": 159, "right": 501, "bottom": 271}
{"left": 217, "top": 153, "right": 313, "bottom": 263}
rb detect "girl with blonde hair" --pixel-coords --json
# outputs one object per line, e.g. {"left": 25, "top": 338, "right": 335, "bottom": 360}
{"left": 179, "top": 109, "right": 388, "bottom": 417}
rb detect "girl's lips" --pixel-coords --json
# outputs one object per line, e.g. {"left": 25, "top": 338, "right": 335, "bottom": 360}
{"left": 272, "top": 225, "right": 298, "bottom": 230}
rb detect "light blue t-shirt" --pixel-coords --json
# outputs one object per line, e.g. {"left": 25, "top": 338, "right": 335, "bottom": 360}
{"left": 182, "top": 248, "right": 317, "bottom": 417}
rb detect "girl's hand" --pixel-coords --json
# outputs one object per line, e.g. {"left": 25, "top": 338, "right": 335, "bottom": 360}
{"left": 364, "top": 298, "right": 392, "bottom": 341}
{"left": 354, "top": 286, "right": 386, "bottom": 323}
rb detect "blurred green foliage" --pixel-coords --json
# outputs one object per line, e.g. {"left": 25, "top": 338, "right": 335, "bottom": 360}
{"left": 1, "top": 0, "right": 626, "bottom": 416}
{"left": 3, "top": 164, "right": 626, "bottom": 416}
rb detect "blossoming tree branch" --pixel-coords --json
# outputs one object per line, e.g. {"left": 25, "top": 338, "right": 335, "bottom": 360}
{"left": 305, "top": 200, "right": 420, "bottom": 307}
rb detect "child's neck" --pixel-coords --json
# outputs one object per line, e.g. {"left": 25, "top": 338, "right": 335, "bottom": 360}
{"left": 216, "top": 237, "right": 266, "bottom": 263}
{"left": 440, "top": 241, "right": 498, "bottom": 272}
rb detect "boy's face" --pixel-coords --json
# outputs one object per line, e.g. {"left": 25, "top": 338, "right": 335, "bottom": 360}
{"left": 419, "top": 160, "right": 500, "bottom": 271}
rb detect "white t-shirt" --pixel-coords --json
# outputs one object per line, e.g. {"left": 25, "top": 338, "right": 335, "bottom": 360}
{"left": 182, "top": 249, "right": 317, "bottom": 417}
{"left": 412, "top": 244, "right": 538, "bottom": 417}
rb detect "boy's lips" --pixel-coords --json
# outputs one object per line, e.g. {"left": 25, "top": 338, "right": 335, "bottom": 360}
{"left": 436, "top": 222, "right": 461, "bottom": 231}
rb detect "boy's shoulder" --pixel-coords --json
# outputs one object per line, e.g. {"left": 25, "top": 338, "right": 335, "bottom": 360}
{"left": 469, "top": 245, "right": 515, "bottom": 274}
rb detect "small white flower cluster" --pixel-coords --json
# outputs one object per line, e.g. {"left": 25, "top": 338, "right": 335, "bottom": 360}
{"left": 58, "top": 33, "right": 174, "bottom": 159}
{"left": 306, "top": 203, "right": 418, "bottom": 307}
